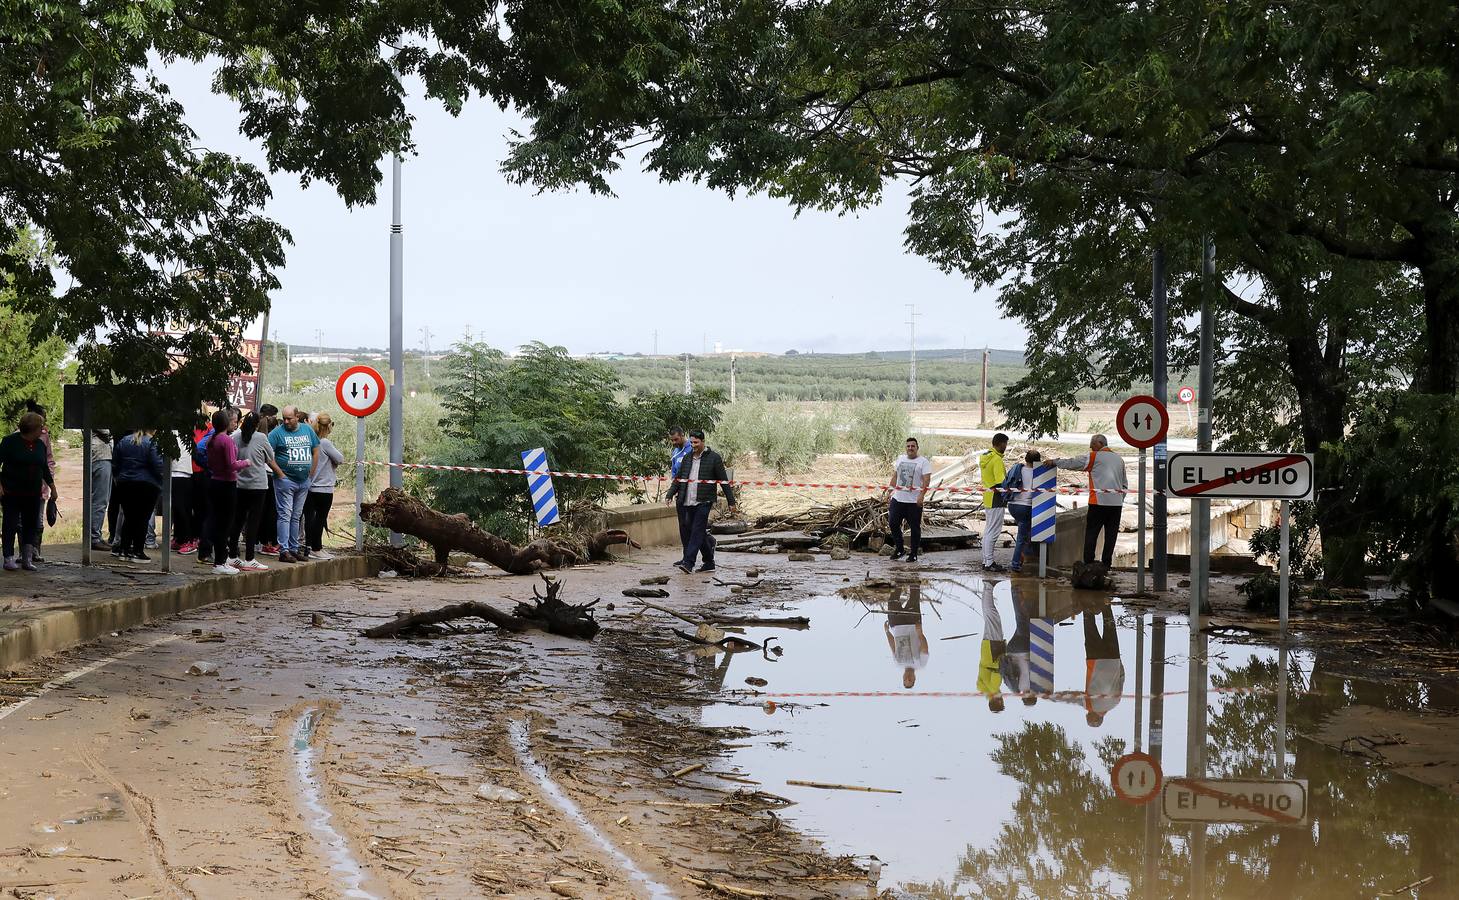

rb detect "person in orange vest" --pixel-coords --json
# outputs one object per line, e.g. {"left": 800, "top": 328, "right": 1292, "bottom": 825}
{"left": 1049, "top": 434, "right": 1128, "bottom": 567}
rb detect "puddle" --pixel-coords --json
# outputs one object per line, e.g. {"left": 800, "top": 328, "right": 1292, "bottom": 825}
{"left": 507, "top": 719, "right": 678, "bottom": 899}
{"left": 699, "top": 576, "right": 1459, "bottom": 897}
{"left": 291, "top": 707, "right": 379, "bottom": 900}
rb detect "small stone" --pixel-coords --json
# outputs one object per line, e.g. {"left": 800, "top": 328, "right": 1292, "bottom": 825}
{"left": 878, "top": 545, "right": 895, "bottom": 557}
{"left": 745, "top": 676, "right": 768, "bottom": 687}
{"left": 788, "top": 552, "right": 815, "bottom": 562}
{"left": 829, "top": 548, "right": 851, "bottom": 561}
{"left": 730, "top": 585, "right": 743, "bottom": 594}
{"left": 746, "top": 568, "right": 761, "bottom": 579}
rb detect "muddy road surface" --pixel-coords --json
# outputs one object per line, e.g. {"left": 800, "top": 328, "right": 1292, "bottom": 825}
{"left": 4, "top": 550, "right": 1459, "bottom": 898}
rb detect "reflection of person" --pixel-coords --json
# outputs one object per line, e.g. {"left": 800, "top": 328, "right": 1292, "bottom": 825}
{"left": 1001, "top": 581, "right": 1036, "bottom": 705}
{"left": 884, "top": 584, "right": 929, "bottom": 689}
{"left": 886, "top": 437, "right": 932, "bottom": 562}
{"left": 978, "top": 581, "right": 1006, "bottom": 712}
{"left": 979, "top": 433, "right": 1009, "bottom": 570}
{"left": 1083, "top": 605, "right": 1125, "bottom": 727}
{"left": 1049, "top": 434, "right": 1128, "bottom": 567}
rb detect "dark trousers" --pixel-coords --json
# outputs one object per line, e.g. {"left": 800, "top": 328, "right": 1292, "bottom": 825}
{"left": 169, "top": 476, "right": 192, "bottom": 544}
{"left": 107, "top": 479, "right": 125, "bottom": 542}
{"left": 888, "top": 498, "right": 922, "bottom": 554}
{"left": 232, "top": 488, "right": 267, "bottom": 561}
{"left": 258, "top": 479, "right": 278, "bottom": 545}
{"left": 1, "top": 494, "right": 40, "bottom": 558}
{"left": 678, "top": 503, "right": 714, "bottom": 569}
{"left": 304, "top": 491, "right": 334, "bottom": 551}
{"left": 1084, "top": 504, "right": 1122, "bottom": 567}
{"left": 191, "top": 472, "right": 212, "bottom": 555}
{"left": 1084, "top": 608, "right": 1120, "bottom": 658}
{"left": 208, "top": 480, "right": 238, "bottom": 565}
{"left": 117, "top": 480, "right": 160, "bottom": 555}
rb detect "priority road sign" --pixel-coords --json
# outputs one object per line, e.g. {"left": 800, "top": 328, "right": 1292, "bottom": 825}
{"left": 1116, "top": 395, "right": 1169, "bottom": 449}
{"left": 1167, "top": 452, "right": 1313, "bottom": 500}
{"left": 1112, "top": 752, "right": 1162, "bottom": 806}
{"left": 1162, "top": 778, "right": 1308, "bottom": 825}
{"left": 336, "top": 365, "right": 387, "bottom": 418}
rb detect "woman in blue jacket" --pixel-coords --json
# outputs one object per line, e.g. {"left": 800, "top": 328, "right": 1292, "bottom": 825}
{"left": 112, "top": 431, "right": 166, "bottom": 562}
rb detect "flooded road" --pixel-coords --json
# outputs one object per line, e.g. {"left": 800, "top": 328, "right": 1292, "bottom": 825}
{"left": 700, "top": 574, "right": 1459, "bottom": 898}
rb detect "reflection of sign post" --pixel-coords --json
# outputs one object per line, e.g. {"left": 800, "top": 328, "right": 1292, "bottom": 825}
{"left": 1112, "top": 752, "right": 1162, "bottom": 806}
{"left": 1168, "top": 452, "right": 1314, "bottom": 634}
{"left": 336, "top": 366, "right": 387, "bottom": 550}
{"left": 1162, "top": 778, "right": 1308, "bottom": 825}
{"left": 1117, "top": 396, "right": 1169, "bottom": 594}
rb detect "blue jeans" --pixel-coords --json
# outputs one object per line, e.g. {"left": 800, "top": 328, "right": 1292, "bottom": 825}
{"left": 274, "top": 477, "right": 310, "bottom": 554}
{"left": 1009, "top": 504, "right": 1033, "bottom": 571}
{"left": 90, "top": 459, "right": 112, "bottom": 543}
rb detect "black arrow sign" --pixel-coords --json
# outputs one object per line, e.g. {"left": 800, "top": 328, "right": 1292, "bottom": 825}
{"left": 350, "top": 382, "right": 359, "bottom": 399}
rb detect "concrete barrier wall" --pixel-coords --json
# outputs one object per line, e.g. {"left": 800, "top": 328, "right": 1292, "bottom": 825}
{"left": 0, "top": 555, "right": 377, "bottom": 670}
{"left": 602, "top": 504, "right": 681, "bottom": 550}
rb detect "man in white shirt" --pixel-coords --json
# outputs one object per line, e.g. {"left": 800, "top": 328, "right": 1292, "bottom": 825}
{"left": 885, "top": 437, "right": 932, "bottom": 562}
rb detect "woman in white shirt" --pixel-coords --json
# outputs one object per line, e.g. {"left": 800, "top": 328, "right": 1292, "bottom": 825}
{"left": 303, "top": 414, "right": 346, "bottom": 560}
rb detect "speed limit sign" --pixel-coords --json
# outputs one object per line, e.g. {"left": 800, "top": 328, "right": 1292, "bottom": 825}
{"left": 1112, "top": 752, "right": 1163, "bottom": 805}
{"left": 1177, "top": 386, "right": 1196, "bottom": 404}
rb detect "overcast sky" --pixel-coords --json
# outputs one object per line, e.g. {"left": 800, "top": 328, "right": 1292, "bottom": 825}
{"left": 167, "top": 63, "right": 1025, "bottom": 357}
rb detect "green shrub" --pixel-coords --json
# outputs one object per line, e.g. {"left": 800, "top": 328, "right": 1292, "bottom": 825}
{"left": 851, "top": 401, "right": 913, "bottom": 465}
{"left": 710, "top": 400, "right": 830, "bottom": 478}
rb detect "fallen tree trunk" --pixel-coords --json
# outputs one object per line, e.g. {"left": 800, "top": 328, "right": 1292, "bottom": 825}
{"left": 364, "top": 576, "right": 601, "bottom": 640}
{"left": 361, "top": 488, "right": 639, "bottom": 575}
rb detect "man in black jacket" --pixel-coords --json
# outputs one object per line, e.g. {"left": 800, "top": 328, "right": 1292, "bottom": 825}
{"left": 665, "top": 430, "right": 739, "bottom": 574}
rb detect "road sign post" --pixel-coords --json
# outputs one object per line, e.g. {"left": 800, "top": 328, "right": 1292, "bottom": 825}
{"left": 1117, "top": 396, "right": 1168, "bottom": 592}
{"left": 336, "top": 365, "right": 388, "bottom": 554}
{"left": 1137, "top": 449, "right": 1147, "bottom": 594}
{"left": 1279, "top": 499, "right": 1291, "bottom": 635}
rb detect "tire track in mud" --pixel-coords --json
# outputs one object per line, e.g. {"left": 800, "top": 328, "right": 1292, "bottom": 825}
{"left": 78, "top": 749, "right": 198, "bottom": 900}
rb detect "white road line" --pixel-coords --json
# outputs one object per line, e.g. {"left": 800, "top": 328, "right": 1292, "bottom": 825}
{"left": 0, "top": 634, "right": 182, "bottom": 724}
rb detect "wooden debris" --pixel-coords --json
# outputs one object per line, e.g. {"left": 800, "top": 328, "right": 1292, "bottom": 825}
{"left": 671, "top": 763, "right": 705, "bottom": 778}
{"left": 623, "top": 587, "right": 671, "bottom": 598}
{"left": 786, "top": 779, "right": 901, "bottom": 794}
{"left": 681, "top": 875, "right": 771, "bottom": 898}
{"left": 364, "top": 575, "right": 600, "bottom": 640}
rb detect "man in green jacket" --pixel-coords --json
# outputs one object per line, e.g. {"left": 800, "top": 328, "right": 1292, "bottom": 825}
{"left": 979, "top": 433, "right": 1010, "bottom": 571}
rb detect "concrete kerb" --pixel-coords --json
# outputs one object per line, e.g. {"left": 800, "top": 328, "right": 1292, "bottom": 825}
{"left": 0, "top": 555, "right": 378, "bottom": 670}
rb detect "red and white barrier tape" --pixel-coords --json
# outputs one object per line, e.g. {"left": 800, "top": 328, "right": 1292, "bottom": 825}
{"left": 361, "top": 460, "right": 1154, "bottom": 495}
{"left": 761, "top": 686, "right": 1283, "bottom": 700}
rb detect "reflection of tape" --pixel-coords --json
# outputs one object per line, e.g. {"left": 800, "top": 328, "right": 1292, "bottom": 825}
{"left": 364, "top": 461, "right": 1162, "bottom": 495}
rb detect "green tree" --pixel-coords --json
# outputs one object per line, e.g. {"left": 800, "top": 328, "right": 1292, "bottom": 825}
{"left": 425, "top": 342, "right": 688, "bottom": 541}
{"left": 0, "top": 238, "right": 66, "bottom": 421}
{"left": 851, "top": 401, "right": 912, "bottom": 466}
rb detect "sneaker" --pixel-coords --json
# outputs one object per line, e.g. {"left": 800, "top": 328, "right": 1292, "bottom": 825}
{"left": 239, "top": 559, "right": 270, "bottom": 571}
{"left": 311, "top": 550, "right": 336, "bottom": 561}
{"left": 2, "top": 557, "right": 16, "bottom": 572}
{"left": 131, "top": 550, "right": 152, "bottom": 563}
{"left": 197, "top": 555, "right": 215, "bottom": 567}
{"left": 212, "top": 563, "right": 240, "bottom": 575}
{"left": 673, "top": 562, "right": 692, "bottom": 574}
{"left": 296, "top": 549, "right": 311, "bottom": 561}
{"left": 261, "top": 543, "right": 281, "bottom": 555}
{"left": 889, "top": 549, "right": 904, "bottom": 561}
{"left": 91, "top": 540, "right": 112, "bottom": 552}
{"left": 227, "top": 558, "right": 245, "bottom": 569}
{"left": 144, "top": 539, "right": 159, "bottom": 550}
{"left": 29, "top": 551, "right": 44, "bottom": 564}
{"left": 984, "top": 562, "right": 1006, "bottom": 572}
{"left": 906, "top": 554, "right": 920, "bottom": 563}
{"left": 279, "top": 551, "right": 297, "bottom": 563}
{"left": 695, "top": 565, "right": 716, "bottom": 573}
{"left": 178, "top": 541, "right": 197, "bottom": 555}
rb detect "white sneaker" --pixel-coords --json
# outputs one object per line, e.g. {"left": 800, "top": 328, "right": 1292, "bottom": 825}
{"left": 228, "top": 558, "right": 245, "bottom": 569}
{"left": 212, "top": 564, "right": 240, "bottom": 575}
{"left": 240, "top": 559, "right": 270, "bottom": 571}
{"left": 311, "top": 550, "right": 336, "bottom": 561}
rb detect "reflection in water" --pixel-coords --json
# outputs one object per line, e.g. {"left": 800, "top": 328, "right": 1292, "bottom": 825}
{"left": 698, "top": 578, "right": 1459, "bottom": 898}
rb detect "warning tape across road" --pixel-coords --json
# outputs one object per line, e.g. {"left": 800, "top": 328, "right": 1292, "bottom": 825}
{"left": 362, "top": 460, "right": 1167, "bottom": 496}
{"left": 761, "top": 685, "right": 1286, "bottom": 701}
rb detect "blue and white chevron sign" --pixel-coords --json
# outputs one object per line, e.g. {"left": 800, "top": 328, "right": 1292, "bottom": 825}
{"left": 1031, "top": 463, "right": 1057, "bottom": 543}
{"left": 1029, "top": 616, "right": 1056, "bottom": 695}
{"left": 522, "top": 448, "right": 560, "bottom": 527}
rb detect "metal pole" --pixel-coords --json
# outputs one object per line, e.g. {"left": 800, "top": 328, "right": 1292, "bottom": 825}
{"left": 1152, "top": 247, "right": 1168, "bottom": 591}
{"left": 980, "top": 349, "right": 989, "bottom": 424}
{"left": 683, "top": 354, "right": 691, "bottom": 395}
{"left": 388, "top": 154, "right": 404, "bottom": 546}
{"left": 285, "top": 343, "right": 291, "bottom": 391}
{"left": 1275, "top": 643, "right": 1289, "bottom": 778}
{"left": 82, "top": 429, "right": 92, "bottom": 566}
{"left": 729, "top": 356, "right": 737, "bottom": 403}
{"left": 1279, "top": 499, "right": 1291, "bottom": 635}
{"left": 1039, "top": 541, "right": 1046, "bottom": 579}
{"left": 161, "top": 472, "right": 172, "bottom": 574}
{"left": 906, "top": 304, "right": 919, "bottom": 404}
{"left": 1194, "top": 237, "right": 1217, "bottom": 617}
{"left": 1137, "top": 449, "right": 1147, "bottom": 594}
{"left": 355, "top": 416, "right": 366, "bottom": 552}
{"left": 1142, "top": 616, "right": 1167, "bottom": 899}
{"left": 1187, "top": 623, "right": 1209, "bottom": 900}
{"left": 1133, "top": 614, "right": 1144, "bottom": 753}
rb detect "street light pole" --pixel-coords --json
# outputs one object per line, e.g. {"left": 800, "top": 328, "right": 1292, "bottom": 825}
{"left": 1152, "top": 246, "right": 1169, "bottom": 591}
{"left": 388, "top": 155, "right": 404, "bottom": 546}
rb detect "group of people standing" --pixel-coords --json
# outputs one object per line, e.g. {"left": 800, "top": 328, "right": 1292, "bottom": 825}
{"left": 77, "top": 403, "right": 344, "bottom": 575}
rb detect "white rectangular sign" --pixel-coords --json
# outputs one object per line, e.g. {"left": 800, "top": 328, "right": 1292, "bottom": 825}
{"left": 1167, "top": 452, "right": 1313, "bottom": 500}
{"left": 1162, "top": 778, "right": 1308, "bottom": 825}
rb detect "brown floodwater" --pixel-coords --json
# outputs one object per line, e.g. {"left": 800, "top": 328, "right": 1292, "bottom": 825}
{"left": 697, "top": 575, "right": 1459, "bottom": 898}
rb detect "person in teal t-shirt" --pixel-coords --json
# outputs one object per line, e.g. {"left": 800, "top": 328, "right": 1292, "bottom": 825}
{"left": 267, "top": 406, "right": 320, "bottom": 562}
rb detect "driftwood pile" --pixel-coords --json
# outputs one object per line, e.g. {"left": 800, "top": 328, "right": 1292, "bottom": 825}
{"left": 361, "top": 488, "right": 639, "bottom": 576}
{"left": 713, "top": 496, "right": 980, "bottom": 555}
{"left": 364, "top": 575, "right": 601, "bottom": 640}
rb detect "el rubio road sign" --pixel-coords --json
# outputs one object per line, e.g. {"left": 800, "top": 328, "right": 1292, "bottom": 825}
{"left": 1162, "top": 778, "right": 1308, "bottom": 825}
{"left": 336, "top": 366, "right": 387, "bottom": 418}
{"left": 1111, "top": 752, "right": 1162, "bottom": 806}
{"left": 1116, "top": 395, "right": 1170, "bottom": 449}
{"left": 1167, "top": 452, "right": 1313, "bottom": 500}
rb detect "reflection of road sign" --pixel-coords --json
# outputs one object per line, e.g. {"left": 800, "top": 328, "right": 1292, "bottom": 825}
{"left": 1112, "top": 752, "right": 1162, "bottom": 805}
{"left": 1162, "top": 778, "right": 1308, "bottom": 825}
{"left": 336, "top": 366, "right": 387, "bottom": 418}
{"left": 1167, "top": 452, "right": 1313, "bottom": 500}
{"left": 1031, "top": 464, "right": 1057, "bottom": 543}
{"left": 1177, "top": 386, "right": 1195, "bottom": 404}
{"left": 1116, "top": 395, "right": 1170, "bottom": 449}
{"left": 1028, "top": 617, "right": 1055, "bottom": 695}
{"left": 522, "top": 447, "right": 561, "bottom": 526}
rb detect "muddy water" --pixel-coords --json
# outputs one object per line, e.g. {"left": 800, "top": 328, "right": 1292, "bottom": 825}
{"left": 699, "top": 575, "right": 1459, "bottom": 898}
